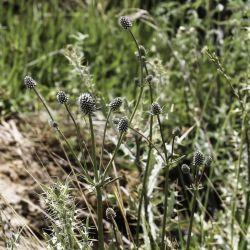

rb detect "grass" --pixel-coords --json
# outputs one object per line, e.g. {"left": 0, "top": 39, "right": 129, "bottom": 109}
{"left": 1, "top": 0, "right": 250, "bottom": 249}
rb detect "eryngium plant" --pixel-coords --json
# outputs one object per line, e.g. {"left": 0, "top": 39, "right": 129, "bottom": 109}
{"left": 43, "top": 182, "right": 92, "bottom": 250}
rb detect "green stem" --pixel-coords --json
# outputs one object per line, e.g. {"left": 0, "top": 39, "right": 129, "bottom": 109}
{"left": 158, "top": 115, "right": 171, "bottom": 249}
{"left": 186, "top": 186, "right": 198, "bottom": 250}
{"left": 135, "top": 78, "right": 154, "bottom": 247}
{"left": 96, "top": 186, "right": 104, "bottom": 250}
{"left": 64, "top": 103, "right": 89, "bottom": 172}
{"left": 88, "top": 114, "right": 104, "bottom": 249}
{"left": 100, "top": 109, "right": 112, "bottom": 170}
{"left": 102, "top": 133, "right": 124, "bottom": 183}
{"left": 88, "top": 114, "right": 99, "bottom": 181}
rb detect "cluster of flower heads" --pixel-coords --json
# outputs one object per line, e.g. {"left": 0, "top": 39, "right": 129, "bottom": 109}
{"left": 181, "top": 151, "right": 213, "bottom": 175}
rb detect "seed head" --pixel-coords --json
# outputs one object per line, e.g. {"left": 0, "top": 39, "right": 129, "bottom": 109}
{"left": 56, "top": 91, "right": 68, "bottom": 104}
{"left": 109, "top": 97, "right": 123, "bottom": 111}
{"left": 172, "top": 127, "right": 181, "bottom": 137}
{"left": 193, "top": 151, "right": 205, "bottom": 166}
{"left": 181, "top": 164, "right": 190, "bottom": 174}
{"left": 151, "top": 102, "right": 162, "bottom": 115}
{"left": 119, "top": 16, "right": 132, "bottom": 29}
{"left": 24, "top": 76, "right": 36, "bottom": 89}
{"left": 117, "top": 116, "right": 129, "bottom": 133}
{"left": 78, "top": 93, "right": 96, "bottom": 115}
{"left": 204, "top": 155, "right": 212, "bottom": 167}
{"left": 106, "top": 208, "right": 116, "bottom": 220}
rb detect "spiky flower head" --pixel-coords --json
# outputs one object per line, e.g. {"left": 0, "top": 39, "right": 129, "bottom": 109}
{"left": 106, "top": 208, "right": 116, "bottom": 220}
{"left": 78, "top": 93, "right": 96, "bottom": 115}
{"left": 172, "top": 127, "right": 181, "bottom": 137}
{"left": 24, "top": 76, "right": 36, "bottom": 89}
{"left": 56, "top": 91, "right": 68, "bottom": 104}
{"left": 109, "top": 97, "right": 123, "bottom": 111}
{"left": 151, "top": 102, "right": 162, "bottom": 115}
{"left": 119, "top": 16, "right": 132, "bottom": 29}
{"left": 181, "top": 164, "right": 190, "bottom": 174}
{"left": 117, "top": 116, "right": 129, "bottom": 133}
{"left": 193, "top": 151, "right": 205, "bottom": 166}
{"left": 204, "top": 155, "right": 212, "bottom": 167}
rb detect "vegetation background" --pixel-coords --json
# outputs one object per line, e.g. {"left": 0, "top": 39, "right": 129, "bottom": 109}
{"left": 0, "top": 0, "right": 249, "bottom": 249}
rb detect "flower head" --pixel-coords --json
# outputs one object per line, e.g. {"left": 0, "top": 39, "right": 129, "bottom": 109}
{"left": 106, "top": 208, "right": 116, "bottom": 220}
{"left": 56, "top": 91, "right": 68, "bottom": 104}
{"left": 78, "top": 93, "right": 96, "bottom": 115}
{"left": 117, "top": 116, "right": 129, "bottom": 133}
{"left": 109, "top": 97, "right": 123, "bottom": 111}
{"left": 119, "top": 16, "right": 132, "bottom": 29}
{"left": 24, "top": 76, "right": 36, "bottom": 89}
{"left": 151, "top": 102, "right": 162, "bottom": 116}
{"left": 193, "top": 151, "right": 205, "bottom": 167}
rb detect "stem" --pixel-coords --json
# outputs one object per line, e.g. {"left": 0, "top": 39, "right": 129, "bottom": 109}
{"left": 129, "top": 126, "right": 164, "bottom": 161}
{"left": 88, "top": 114, "right": 99, "bottom": 181}
{"left": 100, "top": 109, "right": 112, "bottom": 170}
{"left": 102, "top": 133, "right": 124, "bottom": 183}
{"left": 33, "top": 88, "right": 54, "bottom": 121}
{"left": 88, "top": 114, "right": 104, "bottom": 249}
{"left": 96, "top": 186, "right": 104, "bottom": 250}
{"left": 186, "top": 187, "right": 198, "bottom": 250}
{"left": 136, "top": 76, "right": 154, "bottom": 246}
{"left": 128, "top": 29, "right": 144, "bottom": 124}
{"left": 186, "top": 164, "right": 199, "bottom": 250}
{"left": 161, "top": 135, "right": 174, "bottom": 249}
{"left": 64, "top": 103, "right": 89, "bottom": 172}
{"left": 111, "top": 217, "right": 120, "bottom": 249}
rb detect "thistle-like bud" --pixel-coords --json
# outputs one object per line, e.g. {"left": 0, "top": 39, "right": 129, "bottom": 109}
{"left": 24, "top": 76, "right": 36, "bottom": 89}
{"left": 56, "top": 91, "right": 68, "bottom": 104}
{"left": 106, "top": 208, "right": 116, "bottom": 220}
{"left": 204, "top": 155, "right": 212, "bottom": 167}
{"left": 109, "top": 97, "right": 123, "bottom": 111}
{"left": 145, "top": 75, "right": 153, "bottom": 83}
{"left": 119, "top": 16, "right": 132, "bottom": 29}
{"left": 78, "top": 93, "right": 96, "bottom": 115}
{"left": 172, "top": 127, "right": 181, "bottom": 137}
{"left": 151, "top": 102, "right": 162, "bottom": 115}
{"left": 181, "top": 164, "right": 190, "bottom": 174}
{"left": 193, "top": 151, "right": 205, "bottom": 166}
{"left": 117, "top": 116, "right": 129, "bottom": 133}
